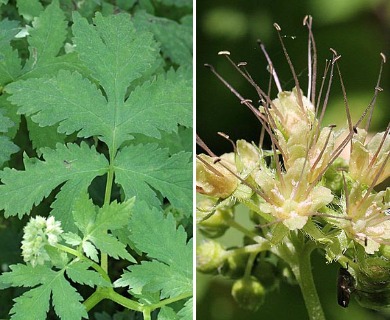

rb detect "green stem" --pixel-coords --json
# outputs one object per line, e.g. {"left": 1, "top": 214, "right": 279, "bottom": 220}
{"left": 101, "top": 158, "right": 115, "bottom": 272}
{"left": 83, "top": 287, "right": 144, "bottom": 313}
{"left": 55, "top": 244, "right": 111, "bottom": 283}
{"left": 244, "top": 252, "right": 257, "bottom": 278}
{"left": 293, "top": 242, "right": 326, "bottom": 320}
{"left": 147, "top": 291, "right": 192, "bottom": 309}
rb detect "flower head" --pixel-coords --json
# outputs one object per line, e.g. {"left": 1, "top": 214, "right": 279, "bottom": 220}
{"left": 21, "top": 215, "right": 63, "bottom": 267}
{"left": 254, "top": 158, "right": 334, "bottom": 230}
{"left": 337, "top": 185, "right": 390, "bottom": 254}
{"left": 349, "top": 128, "right": 390, "bottom": 187}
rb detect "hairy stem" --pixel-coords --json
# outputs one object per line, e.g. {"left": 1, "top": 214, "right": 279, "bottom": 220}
{"left": 293, "top": 242, "right": 325, "bottom": 320}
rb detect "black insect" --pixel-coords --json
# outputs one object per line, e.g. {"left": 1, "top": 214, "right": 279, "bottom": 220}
{"left": 337, "top": 267, "right": 356, "bottom": 308}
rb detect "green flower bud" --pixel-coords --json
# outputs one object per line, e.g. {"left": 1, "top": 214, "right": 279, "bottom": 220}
{"left": 196, "top": 240, "right": 227, "bottom": 274}
{"left": 231, "top": 276, "right": 265, "bottom": 312}
{"left": 198, "top": 207, "right": 233, "bottom": 238}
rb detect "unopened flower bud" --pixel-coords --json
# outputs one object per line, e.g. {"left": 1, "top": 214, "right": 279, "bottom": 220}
{"left": 196, "top": 240, "right": 227, "bottom": 274}
{"left": 231, "top": 276, "right": 265, "bottom": 311}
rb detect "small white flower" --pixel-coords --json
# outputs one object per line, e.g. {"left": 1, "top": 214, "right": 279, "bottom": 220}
{"left": 21, "top": 216, "right": 63, "bottom": 267}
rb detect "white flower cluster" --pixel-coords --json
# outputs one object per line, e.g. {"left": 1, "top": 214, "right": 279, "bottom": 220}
{"left": 21, "top": 216, "right": 63, "bottom": 267}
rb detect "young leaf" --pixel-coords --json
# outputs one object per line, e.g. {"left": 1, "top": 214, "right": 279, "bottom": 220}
{"left": 0, "top": 142, "right": 108, "bottom": 219}
{"left": 72, "top": 193, "right": 136, "bottom": 262}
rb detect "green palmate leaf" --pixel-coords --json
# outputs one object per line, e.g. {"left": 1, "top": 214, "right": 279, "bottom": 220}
{"left": 0, "top": 263, "right": 87, "bottom": 320}
{"left": 115, "top": 203, "right": 192, "bottom": 299}
{"left": 121, "top": 261, "right": 190, "bottom": 298}
{"left": 133, "top": 11, "right": 192, "bottom": 66}
{"left": 23, "top": 0, "right": 66, "bottom": 70}
{"left": 114, "top": 144, "right": 192, "bottom": 213}
{"left": 6, "top": 12, "right": 192, "bottom": 153}
{"left": 0, "top": 142, "right": 108, "bottom": 221}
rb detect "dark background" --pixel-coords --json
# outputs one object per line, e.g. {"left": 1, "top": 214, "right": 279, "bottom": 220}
{"left": 196, "top": 0, "right": 390, "bottom": 319}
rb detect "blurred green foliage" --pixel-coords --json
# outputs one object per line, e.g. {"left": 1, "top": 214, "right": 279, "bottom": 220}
{"left": 197, "top": 0, "right": 390, "bottom": 319}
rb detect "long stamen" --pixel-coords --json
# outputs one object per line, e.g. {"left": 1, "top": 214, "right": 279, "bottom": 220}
{"left": 303, "top": 15, "right": 318, "bottom": 106}
{"left": 220, "top": 52, "right": 285, "bottom": 123}
{"left": 196, "top": 134, "right": 217, "bottom": 157}
{"left": 316, "top": 49, "right": 340, "bottom": 138}
{"left": 315, "top": 59, "right": 331, "bottom": 118}
{"left": 273, "top": 22, "right": 304, "bottom": 110}
{"left": 364, "top": 53, "right": 386, "bottom": 132}
{"left": 257, "top": 40, "right": 282, "bottom": 92}
{"left": 217, "top": 132, "right": 237, "bottom": 153}
{"left": 335, "top": 62, "right": 353, "bottom": 133}
{"left": 212, "top": 54, "right": 288, "bottom": 163}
